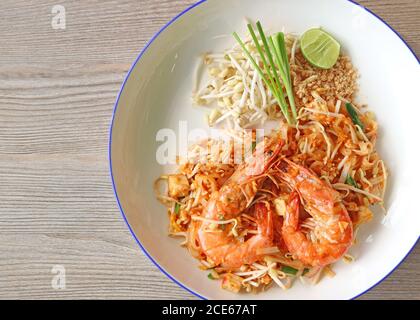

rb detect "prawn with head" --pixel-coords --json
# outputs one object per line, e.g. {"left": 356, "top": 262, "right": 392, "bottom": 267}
{"left": 195, "top": 136, "right": 284, "bottom": 269}
{"left": 278, "top": 159, "right": 354, "bottom": 267}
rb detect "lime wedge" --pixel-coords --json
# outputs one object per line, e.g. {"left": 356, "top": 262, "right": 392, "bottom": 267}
{"left": 300, "top": 28, "right": 341, "bottom": 69}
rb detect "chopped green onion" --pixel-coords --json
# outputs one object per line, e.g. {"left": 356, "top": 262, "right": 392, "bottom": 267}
{"left": 207, "top": 273, "right": 215, "bottom": 280}
{"left": 345, "top": 175, "right": 359, "bottom": 188}
{"left": 249, "top": 23, "right": 282, "bottom": 98}
{"left": 252, "top": 141, "right": 257, "bottom": 152}
{"left": 233, "top": 30, "right": 290, "bottom": 124}
{"left": 281, "top": 266, "right": 299, "bottom": 275}
{"left": 233, "top": 21, "right": 297, "bottom": 124}
{"left": 345, "top": 102, "right": 364, "bottom": 131}
{"left": 274, "top": 32, "right": 297, "bottom": 120}
{"left": 174, "top": 203, "right": 180, "bottom": 215}
{"left": 254, "top": 22, "right": 285, "bottom": 104}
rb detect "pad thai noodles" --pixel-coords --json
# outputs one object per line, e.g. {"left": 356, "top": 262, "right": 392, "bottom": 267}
{"left": 154, "top": 22, "right": 387, "bottom": 293}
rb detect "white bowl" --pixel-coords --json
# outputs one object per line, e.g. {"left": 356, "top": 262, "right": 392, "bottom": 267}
{"left": 110, "top": 0, "right": 420, "bottom": 299}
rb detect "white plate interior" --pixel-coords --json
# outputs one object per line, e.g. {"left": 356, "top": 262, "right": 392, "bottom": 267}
{"left": 111, "top": 0, "right": 420, "bottom": 299}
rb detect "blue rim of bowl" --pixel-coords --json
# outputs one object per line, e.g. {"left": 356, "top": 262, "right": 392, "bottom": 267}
{"left": 109, "top": 0, "right": 419, "bottom": 300}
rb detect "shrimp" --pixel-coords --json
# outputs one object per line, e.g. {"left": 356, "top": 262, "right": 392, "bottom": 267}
{"left": 202, "top": 202, "right": 274, "bottom": 269}
{"left": 197, "top": 138, "right": 283, "bottom": 269}
{"left": 278, "top": 159, "right": 353, "bottom": 267}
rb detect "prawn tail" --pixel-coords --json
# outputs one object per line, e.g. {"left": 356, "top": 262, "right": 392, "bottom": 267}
{"left": 255, "top": 202, "right": 274, "bottom": 240}
{"left": 284, "top": 191, "right": 300, "bottom": 230}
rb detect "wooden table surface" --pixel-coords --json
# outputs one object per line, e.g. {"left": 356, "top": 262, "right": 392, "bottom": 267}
{"left": 0, "top": 0, "right": 418, "bottom": 300}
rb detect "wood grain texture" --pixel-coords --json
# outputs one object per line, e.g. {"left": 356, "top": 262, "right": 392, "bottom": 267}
{"left": 0, "top": 0, "right": 418, "bottom": 300}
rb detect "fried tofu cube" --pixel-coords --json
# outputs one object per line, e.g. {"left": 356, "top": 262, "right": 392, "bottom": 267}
{"left": 356, "top": 206, "right": 373, "bottom": 226}
{"left": 168, "top": 174, "right": 190, "bottom": 198}
{"left": 221, "top": 273, "right": 242, "bottom": 293}
{"left": 274, "top": 198, "right": 287, "bottom": 217}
